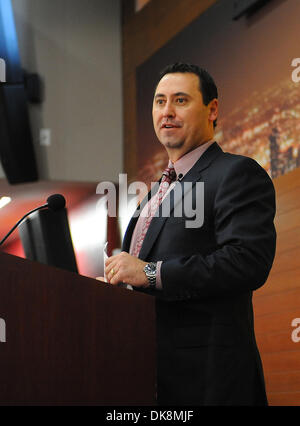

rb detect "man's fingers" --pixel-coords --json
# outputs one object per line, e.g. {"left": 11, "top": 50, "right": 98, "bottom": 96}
{"left": 109, "top": 271, "right": 123, "bottom": 286}
{"left": 95, "top": 275, "right": 121, "bottom": 286}
{"left": 105, "top": 252, "right": 124, "bottom": 267}
{"left": 105, "top": 251, "right": 127, "bottom": 267}
{"left": 105, "top": 261, "right": 118, "bottom": 279}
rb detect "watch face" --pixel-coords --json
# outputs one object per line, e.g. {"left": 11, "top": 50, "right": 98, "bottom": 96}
{"left": 145, "top": 263, "right": 156, "bottom": 275}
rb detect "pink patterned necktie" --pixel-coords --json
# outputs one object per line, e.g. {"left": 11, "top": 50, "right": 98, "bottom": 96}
{"left": 132, "top": 165, "right": 176, "bottom": 257}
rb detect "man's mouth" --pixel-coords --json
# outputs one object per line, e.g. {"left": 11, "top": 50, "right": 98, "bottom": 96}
{"left": 161, "top": 122, "right": 181, "bottom": 129}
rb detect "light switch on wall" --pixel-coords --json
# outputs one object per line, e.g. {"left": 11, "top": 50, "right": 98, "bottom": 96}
{"left": 40, "top": 128, "right": 51, "bottom": 146}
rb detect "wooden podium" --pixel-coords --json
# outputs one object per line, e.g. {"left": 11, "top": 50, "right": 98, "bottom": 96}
{"left": 0, "top": 253, "right": 156, "bottom": 405}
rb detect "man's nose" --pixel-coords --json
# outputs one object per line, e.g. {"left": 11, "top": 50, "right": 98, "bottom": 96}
{"left": 162, "top": 101, "right": 175, "bottom": 117}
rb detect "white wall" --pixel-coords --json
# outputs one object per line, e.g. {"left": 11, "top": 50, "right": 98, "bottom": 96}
{"left": 11, "top": 0, "right": 122, "bottom": 182}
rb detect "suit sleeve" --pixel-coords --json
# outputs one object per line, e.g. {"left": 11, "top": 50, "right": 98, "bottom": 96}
{"left": 157, "top": 157, "right": 276, "bottom": 301}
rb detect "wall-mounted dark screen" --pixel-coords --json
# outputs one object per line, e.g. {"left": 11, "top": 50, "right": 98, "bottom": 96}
{"left": 0, "top": 0, "right": 38, "bottom": 183}
{"left": 0, "top": 83, "right": 38, "bottom": 183}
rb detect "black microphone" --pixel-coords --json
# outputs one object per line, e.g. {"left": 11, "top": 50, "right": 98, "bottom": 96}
{"left": 46, "top": 193, "right": 66, "bottom": 211}
{"left": 0, "top": 194, "right": 66, "bottom": 246}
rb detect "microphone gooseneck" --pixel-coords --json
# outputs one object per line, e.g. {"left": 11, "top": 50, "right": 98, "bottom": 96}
{"left": 0, "top": 194, "right": 66, "bottom": 246}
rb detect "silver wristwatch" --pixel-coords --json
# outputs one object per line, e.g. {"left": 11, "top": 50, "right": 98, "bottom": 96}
{"left": 143, "top": 262, "right": 157, "bottom": 289}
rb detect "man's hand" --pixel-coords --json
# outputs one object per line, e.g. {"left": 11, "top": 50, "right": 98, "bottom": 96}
{"left": 102, "top": 251, "right": 149, "bottom": 288}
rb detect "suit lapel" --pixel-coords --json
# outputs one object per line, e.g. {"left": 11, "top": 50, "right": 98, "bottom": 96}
{"left": 138, "top": 142, "right": 223, "bottom": 260}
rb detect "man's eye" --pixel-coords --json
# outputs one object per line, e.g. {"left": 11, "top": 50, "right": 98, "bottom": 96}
{"left": 156, "top": 99, "right": 165, "bottom": 105}
{"left": 176, "top": 98, "right": 186, "bottom": 104}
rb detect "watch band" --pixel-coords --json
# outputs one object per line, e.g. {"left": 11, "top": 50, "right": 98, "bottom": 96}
{"left": 144, "top": 262, "right": 157, "bottom": 289}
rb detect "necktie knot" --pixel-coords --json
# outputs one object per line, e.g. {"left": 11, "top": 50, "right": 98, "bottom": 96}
{"left": 162, "top": 166, "right": 176, "bottom": 183}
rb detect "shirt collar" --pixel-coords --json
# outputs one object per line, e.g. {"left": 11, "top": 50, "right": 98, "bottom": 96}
{"left": 168, "top": 139, "right": 215, "bottom": 178}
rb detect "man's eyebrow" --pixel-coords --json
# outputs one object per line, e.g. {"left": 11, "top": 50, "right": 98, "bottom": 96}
{"left": 154, "top": 92, "right": 190, "bottom": 99}
{"left": 174, "top": 92, "right": 190, "bottom": 97}
{"left": 154, "top": 93, "right": 165, "bottom": 99}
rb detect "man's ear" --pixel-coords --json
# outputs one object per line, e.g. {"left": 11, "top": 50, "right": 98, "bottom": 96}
{"left": 208, "top": 98, "right": 218, "bottom": 123}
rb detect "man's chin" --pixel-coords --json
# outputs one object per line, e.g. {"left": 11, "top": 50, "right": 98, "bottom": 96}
{"left": 163, "top": 140, "right": 184, "bottom": 149}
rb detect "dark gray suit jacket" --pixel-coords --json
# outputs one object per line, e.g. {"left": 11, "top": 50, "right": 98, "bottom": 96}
{"left": 122, "top": 142, "right": 276, "bottom": 406}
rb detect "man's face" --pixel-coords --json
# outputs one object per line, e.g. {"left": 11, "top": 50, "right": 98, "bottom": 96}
{"left": 152, "top": 72, "right": 216, "bottom": 161}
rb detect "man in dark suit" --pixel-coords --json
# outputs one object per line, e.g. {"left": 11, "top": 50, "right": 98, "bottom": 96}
{"left": 104, "top": 63, "right": 276, "bottom": 405}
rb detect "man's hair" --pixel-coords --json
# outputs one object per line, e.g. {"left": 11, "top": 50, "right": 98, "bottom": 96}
{"left": 156, "top": 62, "right": 218, "bottom": 128}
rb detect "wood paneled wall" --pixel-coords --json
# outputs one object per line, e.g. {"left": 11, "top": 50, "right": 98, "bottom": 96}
{"left": 122, "top": 0, "right": 300, "bottom": 406}
{"left": 253, "top": 167, "right": 300, "bottom": 406}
